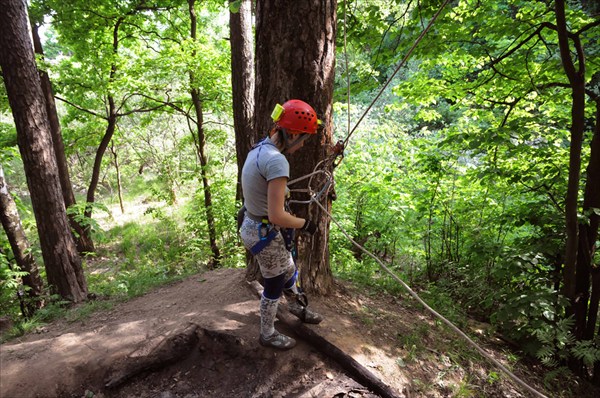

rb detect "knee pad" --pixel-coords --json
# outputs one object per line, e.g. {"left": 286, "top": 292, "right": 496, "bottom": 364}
{"left": 262, "top": 272, "right": 287, "bottom": 300}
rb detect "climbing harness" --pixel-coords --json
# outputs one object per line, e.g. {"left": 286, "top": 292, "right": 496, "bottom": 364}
{"left": 250, "top": 220, "right": 279, "bottom": 255}
{"left": 244, "top": 0, "right": 549, "bottom": 395}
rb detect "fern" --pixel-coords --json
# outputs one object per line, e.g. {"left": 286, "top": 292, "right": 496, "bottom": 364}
{"left": 571, "top": 339, "right": 600, "bottom": 367}
{"left": 533, "top": 317, "right": 576, "bottom": 369}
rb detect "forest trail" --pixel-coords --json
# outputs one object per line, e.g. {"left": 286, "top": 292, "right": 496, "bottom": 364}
{"left": 0, "top": 268, "right": 561, "bottom": 398}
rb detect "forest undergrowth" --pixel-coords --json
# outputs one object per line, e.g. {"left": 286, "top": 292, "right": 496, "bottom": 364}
{"left": 1, "top": 196, "right": 597, "bottom": 398}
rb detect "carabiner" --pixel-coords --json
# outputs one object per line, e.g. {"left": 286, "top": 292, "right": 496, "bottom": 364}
{"left": 258, "top": 221, "right": 270, "bottom": 241}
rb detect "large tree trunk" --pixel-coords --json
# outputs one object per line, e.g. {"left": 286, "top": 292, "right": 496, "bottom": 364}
{"left": 229, "top": 0, "right": 255, "bottom": 202}
{"left": 0, "top": 164, "right": 44, "bottom": 315}
{"left": 255, "top": 0, "right": 337, "bottom": 294}
{"left": 30, "top": 22, "right": 95, "bottom": 255}
{"left": 188, "top": 0, "right": 221, "bottom": 267}
{"left": 0, "top": 0, "right": 87, "bottom": 302}
{"left": 229, "top": 0, "right": 256, "bottom": 280}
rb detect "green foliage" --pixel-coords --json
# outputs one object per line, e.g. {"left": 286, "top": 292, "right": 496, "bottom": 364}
{"left": 1, "top": 2, "right": 597, "bottom": 388}
{"left": 66, "top": 202, "right": 110, "bottom": 240}
{"left": 1, "top": 295, "right": 70, "bottom": 342}
{"left": 0, "top": 247, "right": 29, "bottom": 319}
{"left": 534, "top": 317, "right": 576, "bottom": 366}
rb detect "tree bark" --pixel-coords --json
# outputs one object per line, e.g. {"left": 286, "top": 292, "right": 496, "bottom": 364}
{"left": 254, "top": 0, "right": 337, "bottom": 294}
{"left": 188, "top": 0, "right": 221, "bottom": 267}
{"left": 0, "top": 0, "right": 87, "bottom": 302}
{"left": 30, "top": 22, "right": 96, "bottom": 255}
{"left": 579, "top": 97, "right": 600, "bottom": 338}
{"left": 555, "top": 0, "right": 595, "bottom": 377}
{"left": 229, "top": 0, "right": 255, "bottom": 202}
{"left": 0, "top": 164, "right": 44, "bottom": 315}
{"left": 583, "top": 94, "right": 600, "bottom": 383}
{"left": 555, "top": 0, "right": 585, "bottom": 312}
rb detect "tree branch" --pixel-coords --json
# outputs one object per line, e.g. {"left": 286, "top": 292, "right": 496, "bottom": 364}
{"left": 55, "top": 96, "right": 106, "bottom": 119}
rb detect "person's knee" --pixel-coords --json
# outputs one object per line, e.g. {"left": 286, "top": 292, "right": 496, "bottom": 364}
{"left": 263, "top": 273, "right": 287, "bottom": 300}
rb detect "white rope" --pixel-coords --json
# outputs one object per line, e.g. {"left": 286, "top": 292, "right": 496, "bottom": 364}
{"left": 302, "top": 192, "right": 548, "bottom": 398}
{"left": 292, "top": 4, "right": 545, "bottom": 395}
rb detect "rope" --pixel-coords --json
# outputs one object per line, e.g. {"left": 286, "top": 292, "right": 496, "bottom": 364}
{"left": 289, "top": 159, "right": 547, "bottom": 397}
{"left": 343, "top": 0, "right": 351, "bottom": 137}
{"left": 302, "top": 189, "right": 548, "bottom": 398}
{"left": 290, "top": 4, "right": 546, "bottom": 395}
{"left": 342, "top": 0, "right": 452, "bottom": 147}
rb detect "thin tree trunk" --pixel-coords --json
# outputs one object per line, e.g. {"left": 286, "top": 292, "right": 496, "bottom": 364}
{"left": 555, "top": 0, "right": 586, "bottom": 310}
{"left": 110, "top": 141, "right": 125, "bottom": 214}
{"left": 583, "top": 92, "right": 600, "bottom": 340}
{"left": 0, "top": 164, "right": 44, "bottom": 315}
{"left": 556, "top": 0, "right": 589, "bottom": 376}
{"left": 84, "top": 17, "right": 124, "bottom": 221}
{"left": 582, "top": 96, "right": 600, "bottom": 383}
{"left": 30, "top": 21, "right": 95, "bottom": 254}
{"left": 86, "top": 108, "right": 116, "bottom": 220}
{"left": 188, "top": 0, "right": 221, "bottom": 267}
{"left": 0, "top": 0, "right": 87, "bottom": 302}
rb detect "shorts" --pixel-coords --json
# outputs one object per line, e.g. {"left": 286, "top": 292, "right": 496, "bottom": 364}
{"left": 240, "top": 216, "right": 295, "bottom": 280}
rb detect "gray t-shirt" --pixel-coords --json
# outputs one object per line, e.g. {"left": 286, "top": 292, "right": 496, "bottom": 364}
{"left": 241, "top": 137, "right": 289, "bottom": 217}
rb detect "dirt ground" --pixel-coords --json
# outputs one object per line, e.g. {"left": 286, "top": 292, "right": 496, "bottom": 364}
{"left": 0, "top": 268, "right": 593, "bottom": 398}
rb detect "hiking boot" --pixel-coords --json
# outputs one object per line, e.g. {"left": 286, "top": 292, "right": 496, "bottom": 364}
{"left": 259, "top": 330, "right": 296, "bottom": 350}
{"left": 288, "top": 302, "right": 324, "bottom": 324}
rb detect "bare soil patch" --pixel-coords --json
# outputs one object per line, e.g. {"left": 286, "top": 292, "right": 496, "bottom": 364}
{"left": 0, "top": 268, "right": 594, "bottom": 398}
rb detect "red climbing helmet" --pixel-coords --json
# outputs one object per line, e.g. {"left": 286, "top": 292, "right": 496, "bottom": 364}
{"left": 271, "top": 99, "right": 321, "bottom": 134}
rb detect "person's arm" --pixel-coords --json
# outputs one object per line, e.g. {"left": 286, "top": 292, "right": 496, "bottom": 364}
{"left": 267, "top": 177, "right": 305, "bottom": 229}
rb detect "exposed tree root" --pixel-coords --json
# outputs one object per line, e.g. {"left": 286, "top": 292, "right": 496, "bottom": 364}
{"left": 104, "top": 323, "right": 200, "bottom": 389}
{"left": 102, "top": 282, "right": 404, "bottom": 398}
{"left": 248, "top": 280, "right": 404, "bottom": 398}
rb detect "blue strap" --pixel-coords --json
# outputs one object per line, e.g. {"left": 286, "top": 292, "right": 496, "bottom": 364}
{"left": 250, "top": 228, "right": 279, "bottom": 255}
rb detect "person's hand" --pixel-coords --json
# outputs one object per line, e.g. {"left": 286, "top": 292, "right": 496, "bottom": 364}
{"left": 301, "top": 219, "right": 318, "bottom": 235}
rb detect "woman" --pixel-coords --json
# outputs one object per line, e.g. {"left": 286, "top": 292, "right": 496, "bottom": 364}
{"left": 240, "top": 99, "right": 323, "bottom": 350}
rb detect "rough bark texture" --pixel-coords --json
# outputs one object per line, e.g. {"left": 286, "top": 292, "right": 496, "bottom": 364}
{"left": 0, "top": 0, "right": 87, "bottom": 302}
{"left": 254, "top": 0, "right": 337, "bottom": 294}
{"left": 230, "top": 0, "right": 256, "bottom": 202}
{"left": 30, "top": 22, "right": 95, "bottom": 254}
{"left": 0, "top": 165, "right": 44, "bottom": 314}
